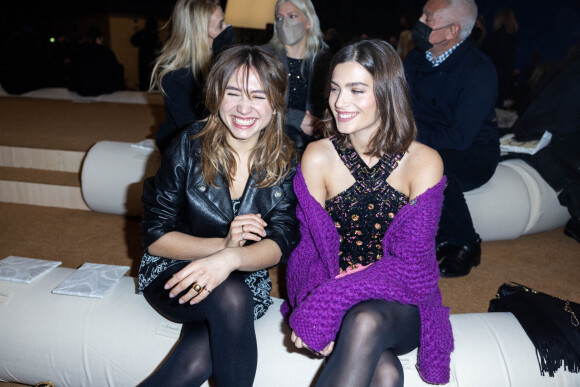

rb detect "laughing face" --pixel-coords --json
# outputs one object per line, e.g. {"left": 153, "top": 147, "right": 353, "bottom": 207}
{"left": 219, "top": 66, "right": 274, "bottom": 145}
{"left": 329, "top": 61, "right": 380, "bottom": 139}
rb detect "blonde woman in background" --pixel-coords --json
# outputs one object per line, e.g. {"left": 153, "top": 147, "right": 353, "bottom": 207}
{"left": 267, "top": 0, "right": 332, "bottom": 152}
{"left": 151, "top": 0, "right": 236, "bottom": 153}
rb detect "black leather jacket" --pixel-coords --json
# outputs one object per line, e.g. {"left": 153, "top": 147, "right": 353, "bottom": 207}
{"left": 141, "top": 122, "right": 300, "bottom": 263}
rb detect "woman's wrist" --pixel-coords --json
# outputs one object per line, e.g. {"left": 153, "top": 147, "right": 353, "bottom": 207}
{"left": 218, "top": 247, "right": 242, "bottom": 272}
{"left": 220, "top": 236, "right": 229, "bottom": 251}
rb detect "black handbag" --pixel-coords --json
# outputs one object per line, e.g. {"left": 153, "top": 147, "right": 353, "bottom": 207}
{"left": 489, "top": 281, "right": 580, "bottom": 376}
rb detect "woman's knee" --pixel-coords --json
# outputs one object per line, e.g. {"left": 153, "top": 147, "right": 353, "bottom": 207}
{"left": 343, "top": 301, "right": 394, "bottom": 334}
{"left": 371, "top": 350, "right": 404, "bottom": 387}
{"left": 341, "top": 300, "right": 418, "bottom": 351}
{"left": 209, "top": 272, "right": 253, "bottom": 319}
{"left": 340, "top": 301, "right": 389, "bottom": 346}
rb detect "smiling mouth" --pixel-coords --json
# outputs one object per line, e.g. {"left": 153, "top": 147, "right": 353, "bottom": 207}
{"left": 232, "top": 116, "right": 258, "bottom": 128}
{"left": 336, "top": 111, "right": 358, "bottom": 122}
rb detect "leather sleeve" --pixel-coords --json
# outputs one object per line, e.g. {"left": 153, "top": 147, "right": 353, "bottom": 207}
{"left": 141, "top": 127, "right": 195, "bottom": 251}
{"left": 260, "top": 164, "right": 300, "bottom": 263}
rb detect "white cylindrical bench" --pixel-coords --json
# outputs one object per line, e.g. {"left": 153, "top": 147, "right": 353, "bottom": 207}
{"left": 80, "top": 141, "right": 570, "bottom": 240}
{"left": 465, "top": 158, "right": 569, "bottom": 241}
{"left": 1, "top": 267, "right": 579, "bottom": 386}
{"left": 81, "top": 141, "right": 161, "bottom": 216}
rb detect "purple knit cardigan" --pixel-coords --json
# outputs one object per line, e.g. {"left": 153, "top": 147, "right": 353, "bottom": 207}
{"left": 281, "top": 165, "right": 454, "bottom": 384}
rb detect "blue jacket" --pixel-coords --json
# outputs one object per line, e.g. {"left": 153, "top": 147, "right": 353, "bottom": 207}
{"left": 404, "top": 41, "right": 499, "bottom": 151}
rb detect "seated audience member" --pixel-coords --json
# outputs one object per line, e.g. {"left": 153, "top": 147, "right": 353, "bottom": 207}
{"left": 131, "top": 16, "right": 161, "bottom": 91}
{"left": 283, "top": 39, "right": 453, "bottom": 387}
{"left": 0, "top": 26, "right": 50, "bottom": 94}
{"left": 481, "top": 8, "right": 519, "bottom": 108}
{"left": 404, "top": 0, "right": 499, "bottom": 277}
{"left": 470, "top": 14, "right": 486, "bottom": 48}
{"left": 397, "top": 29, "right": 414, "bottom": 60}
{"left": 68, "top": 26, "right": 125, "bottom": 96}
{"left": 507, "top": 43, "right": 580, "bottom": 243}
{"left": 138, "top": 45, "right": 299, "bottom": 386}
{"left": 266, "top": 0, "right": 331, "bottom": 152}
{"left": 151, "top": 0, "right": 236, "bottom": 154}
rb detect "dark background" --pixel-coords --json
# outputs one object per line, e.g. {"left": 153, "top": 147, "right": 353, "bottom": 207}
{"left": 3, "top": 0, "right": 580, "bottom": 76}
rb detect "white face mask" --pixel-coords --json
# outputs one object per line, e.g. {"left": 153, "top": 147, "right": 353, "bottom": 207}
{"left": 276, "top": 18, "right": 307, "bottom": 46}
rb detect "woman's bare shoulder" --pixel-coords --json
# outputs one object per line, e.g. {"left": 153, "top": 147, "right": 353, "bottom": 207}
{"left": 300, "top": 138, "right": 335, "bottom": 204}
{"left": 404, "top": 141, "right": 443, "bottom": 198}
{"left": 301, "top": 138, "right": 335, "bottom": 169}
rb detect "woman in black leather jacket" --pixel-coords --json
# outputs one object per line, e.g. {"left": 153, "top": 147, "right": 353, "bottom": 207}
{"left": 137, "top": 45, "right": 299, "bottom": 387}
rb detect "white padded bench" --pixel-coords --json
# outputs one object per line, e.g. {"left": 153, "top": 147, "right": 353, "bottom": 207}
{"left": 1, "top": 267, "right": 579, "bottom": 386}
{"left": 81, "top": 141, "right": 570, "bottom": 241}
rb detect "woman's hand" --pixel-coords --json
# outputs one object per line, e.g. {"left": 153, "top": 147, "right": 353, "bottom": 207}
{"left": 300, "top": 111, "right": 325, "bottom": 138}
{"left": 164, "top": 248, "right": 238, "bottom": 305}
{"left": 291, "top": 330, "right": 334, "bottom": 357}
{"left": 224, "top": 213, "right": 267, "bottom": 248}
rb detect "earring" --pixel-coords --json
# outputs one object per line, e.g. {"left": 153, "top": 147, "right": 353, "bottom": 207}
{"left": 273, "top": 109, "right": 277, "bottom": 115}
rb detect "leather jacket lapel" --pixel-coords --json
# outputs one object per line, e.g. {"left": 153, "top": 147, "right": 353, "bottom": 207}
{"left": 194, "top": 173, "right": 234, "bottom": 222}
{"left": 238, "top": 176, "right": 285, "bottom": 217}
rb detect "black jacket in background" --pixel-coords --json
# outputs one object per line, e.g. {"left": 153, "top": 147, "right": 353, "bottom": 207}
{"left": 68, "top": 41, "right": 125, "bottom": 96}
{"left": 404, "top": 40, "right": 499, "bottom": 152}
{"left": 507, "top": 55, "right": 580, "bottom": 217}
{"left": 155, "top": 68, "right": 207, "bottom": 154}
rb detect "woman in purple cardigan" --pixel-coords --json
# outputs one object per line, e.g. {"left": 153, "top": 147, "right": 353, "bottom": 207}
{"left": 282, "top": 39, "right": 454, "bottom": 386}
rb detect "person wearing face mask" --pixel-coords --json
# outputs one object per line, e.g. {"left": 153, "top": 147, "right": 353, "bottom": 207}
{"left": 150, "top": 0, "right": 237, "bottom": 153}
{"left": 266, "top": 0, "right": 331, "bottom": 152}
{"left": 404, "top": 0, "right": 499, "bottom": 278}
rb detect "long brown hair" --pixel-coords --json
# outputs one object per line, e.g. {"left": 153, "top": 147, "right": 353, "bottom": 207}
{"left": 325, "top": 39, "right": 416, "bottom": 157}
{"left": 194, "top": 45, "right": 296, "bottom": 187}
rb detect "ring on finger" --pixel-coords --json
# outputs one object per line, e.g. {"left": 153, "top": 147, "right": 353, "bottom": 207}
{"left": 193, "top": 284, "right": 202, "bottom": 293}
{"left": 204, "top": 288, "right": 212, "bottom": 293}
{"left": 241, "top": 232, "right": 244, "bottom": 240}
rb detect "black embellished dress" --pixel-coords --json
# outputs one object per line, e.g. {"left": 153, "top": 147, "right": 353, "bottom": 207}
{"left": 325, "top": 136, "right": 409, "bottom": 276}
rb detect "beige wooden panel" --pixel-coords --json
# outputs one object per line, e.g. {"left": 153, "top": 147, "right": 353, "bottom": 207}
{"left": 0, "top": 146, "right": 84, "bottom": 172}
{"left": 0, "top": 181, "right": 90, "bottom": 210}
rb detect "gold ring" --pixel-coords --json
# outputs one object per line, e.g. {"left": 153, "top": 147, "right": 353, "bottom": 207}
{"left": 193, "top": 284, "right": 202, "bottom": 292}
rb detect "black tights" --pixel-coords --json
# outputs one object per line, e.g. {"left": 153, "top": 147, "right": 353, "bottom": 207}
{"left": 316, "top": 299, "right": 420, "bottom": 387}
{"left": 140, "top": 263, "right": 257, "bottom": 387}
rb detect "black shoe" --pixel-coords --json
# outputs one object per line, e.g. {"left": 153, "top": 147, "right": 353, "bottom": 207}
{"left": 436, "top": 241, "right": 453, "bottom": 262}
{"left": 564, "top": 217, "right": 580, "bottom": 243}
{"left": 439, "top": 236, "right": 482, "bottom": 278}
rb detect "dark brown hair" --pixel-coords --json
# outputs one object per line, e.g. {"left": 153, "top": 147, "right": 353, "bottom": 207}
{"left": 325, "top": 39, "right": 417, "bottom": 157}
